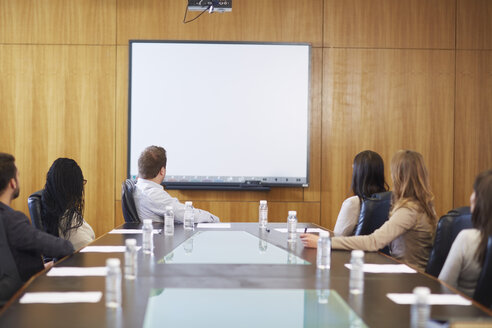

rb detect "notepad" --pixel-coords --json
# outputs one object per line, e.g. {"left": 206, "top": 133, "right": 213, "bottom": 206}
{"left": 80, "top": 246, "right": 141, "bottom": 253}
{"left": 344, "top": 264, "right": 417, "bottom": 274}
{"left": 109, "top": 229, "right": 161, "bottom": 234}
{"left": 47, "top": 267, "right": 107, "bottom": 277}
{"left": 196, "top": 223, "right": 231, "bottom": 229}
{"left": 19, "top": 292, "right": 102, "bottom": 304}
{"left": 387, "top": 293, "right": 472, "bottom": 306}
{"left": 275, "top": 228, "right": 327, "bottom": 234}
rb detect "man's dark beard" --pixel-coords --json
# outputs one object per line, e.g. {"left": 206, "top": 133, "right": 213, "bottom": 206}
{"left": 12, "top": 178, "right": 20, "bottom": 200}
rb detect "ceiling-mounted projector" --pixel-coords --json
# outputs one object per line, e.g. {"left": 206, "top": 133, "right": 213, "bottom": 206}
{"left": 188, "top": 0, "right": 232, "bottom": 12}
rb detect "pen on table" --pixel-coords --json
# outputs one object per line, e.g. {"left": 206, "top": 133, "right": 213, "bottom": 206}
{"left": 304, "top": 227, "right": 307, "bottom": 233}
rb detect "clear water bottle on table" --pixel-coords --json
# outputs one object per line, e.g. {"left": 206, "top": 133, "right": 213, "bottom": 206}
{"left": 124, "top": 238, "right": 137, "bottom": 280}
{"left": 316, "top": 231, "right": 331, "bottom": 270}
{"left": 105, "top": 258, "right": 122, "bottom": 308}
{"left": 164, "top": 205, "right": 174, "bottom": 236}
{"left": 349, "top": 250, "right": 364, "bottom": 294}
{"left": 411, "top": 287, "right": 431, "bottom": 328}
{"left": 287, "top": 211, "right": 297, "bottom": 242}
{"left": 183, "top": 201, "right": 195, "bottom": 231}
{"left": 259, "top": 200, "right": 268, "bottom": 229}
{"left": 142, "top": 219, "right": 154, "bottom": 254}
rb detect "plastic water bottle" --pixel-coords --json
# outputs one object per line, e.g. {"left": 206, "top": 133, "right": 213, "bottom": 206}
{"left": 124, "top": 238, "right": 137, "bottom": 280}
{"left": 164, "top": 206, "right": 174, "bottom": 236}
{"left": 142, "top": 219, "right": 154, "bottom": 254}
{"left": 411, "top": 287, "right": 431, "bottom": 328}
{"left": 287, "top": 211, "right": 297, "bottom": 242}
{"left": 183, "top": 201, "right": 194, "bottom": 231}
{"left": 316, "top": 231, "right": 331, "bottom": 270}
{"left": 105, "top": 258, "right": 122, "bottom": 308}
{"left": 349, "top": 250, "right": 364, "bottom": 294}
{"left": 259, "top": 200, "right": 268, "bottom": 229}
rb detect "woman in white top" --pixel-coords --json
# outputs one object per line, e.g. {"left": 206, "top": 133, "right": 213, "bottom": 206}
{"left": 41, "top": 158, "right": 95, "bottom": 251}
{"left": 333, "top": 150, "right": 389, "bottom": 236}
{"left": 439, "top": 169, "right": 492, "bottom": 297}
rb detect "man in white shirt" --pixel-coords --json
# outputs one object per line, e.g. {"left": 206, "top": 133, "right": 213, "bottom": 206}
{"left": 133, "top": 146, "right": 220, "bottom": 223}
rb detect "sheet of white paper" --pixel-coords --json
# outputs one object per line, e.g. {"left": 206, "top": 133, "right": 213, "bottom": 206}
{"left": 80, "top": 246, "right": 141, "bottom": 253}
{"left": 275, "top": 228, "right": 327, "bottom": 233}
{"left": 387, "top": 293, "right": 472, "bottom": 306}
{"left": 196, "top": 223, "right": 232, "bottom": 229}
{"left": 109, "top": 229, "right": 161, "bottom": 234}
{"left": 344, "top": 264, "right": 417, "bottom": 274}
{"left": 19, "top": 292, "right": 102, "bottom": 304}
{"left": 47, "top": 267, "right": 107, "bottom": 277}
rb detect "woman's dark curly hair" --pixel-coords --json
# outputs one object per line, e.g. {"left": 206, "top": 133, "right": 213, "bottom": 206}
{"left": 41, "top": 158, "right": 85, "bottom": 239}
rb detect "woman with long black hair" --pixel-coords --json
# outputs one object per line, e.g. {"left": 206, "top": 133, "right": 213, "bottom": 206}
{"left": 41, "top": 158, "right": 94, "bottom": 250}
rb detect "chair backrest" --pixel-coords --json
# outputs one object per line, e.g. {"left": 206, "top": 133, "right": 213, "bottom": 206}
{"left": 27, "top": 190, "right": 45, "bottom": 231}
{"left": 425, "top": 206, "right": 473, "bottom": 277}
{"left": 0, "top": 210, "right": 22, "bottom": 306}
{"left": 353, "top": 191, "right": 392, "bottom": 255}
{"left": 121, "top": 179, "right": 140, "bottom": 223}
{"left": 473, "top": 236, "right": 492, "bottom": 308}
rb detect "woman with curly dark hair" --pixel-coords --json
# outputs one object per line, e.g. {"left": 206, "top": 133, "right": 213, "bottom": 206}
{"left": 41, "top": 158, "right": 94, "bottom": 250}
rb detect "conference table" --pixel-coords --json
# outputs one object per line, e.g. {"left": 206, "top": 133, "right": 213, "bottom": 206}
{"left": 0, "top": 222, "right": 491, "bottom": 327}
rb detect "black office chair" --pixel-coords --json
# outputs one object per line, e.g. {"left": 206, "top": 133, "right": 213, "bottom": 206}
{"left": 27, "top": 190, "right": 57, "bottom": 263}
{"left": 473, "top": 236, "right": 492, "bottom": 309}
{"left": 353, "top": 191, "right": 392, "bottom": 255}
{"left": 121, "top": 179, "right": 140, "bottom": 223}
{"left": 27, "top": 190, "right": 46, "bottom": 231}
{"left": 0, "top": 211, "right": 22, "bottom": 306}
{"left": 425, "top": 207, "right": 473, "bottom": 277}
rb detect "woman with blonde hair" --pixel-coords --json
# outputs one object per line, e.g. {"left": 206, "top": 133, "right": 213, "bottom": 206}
{"left": 301, "top": 150, "right": 437, "bottom": 270}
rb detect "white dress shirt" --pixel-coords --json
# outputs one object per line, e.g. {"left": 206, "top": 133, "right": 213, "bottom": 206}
{"left": 134, "top": 178, "right": 220, "bottom": 224}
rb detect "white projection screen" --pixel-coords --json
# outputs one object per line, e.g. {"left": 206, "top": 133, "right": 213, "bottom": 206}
{"left": 129, "top": 41, "right": 310, "bottom": 190}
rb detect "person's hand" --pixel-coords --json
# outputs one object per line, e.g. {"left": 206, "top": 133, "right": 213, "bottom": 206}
{"left": 300, "top": 233, "right": 319, "bottom": 248}
{"left": 44, "top": 261, "right": 54, "bottom": 270}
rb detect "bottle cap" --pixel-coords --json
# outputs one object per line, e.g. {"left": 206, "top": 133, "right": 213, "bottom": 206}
{"left": 106, "top": 258, "right": 120, "bottom": 267}
{"left": 185, "top": 201, "right": 193, "bottom": 206}
{"left": 126, "top": 238, "right": 137, "bottom": 246}
{"left": 143, "top": 219, "right": 152, "bottom": 225}
{"left": 351, "top": 250, "right": 364, "bottom": 258}
{"left": 165, "top": 206, "right": 173, "bottom": 211}
{"left": 319, "top": 231, "right": 330, "bottom": 238}
{"left": 260, "top": 200, "right": 267, "bottom": 205}
{"left": 288, "top": 210, "right": 297, "bottom": 216}
{"left": 413, "top": 287, "right": 430, "bottom": 300}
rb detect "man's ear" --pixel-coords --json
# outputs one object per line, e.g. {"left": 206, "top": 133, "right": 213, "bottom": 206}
{"left": 9, "top": 177, "right": 17, "bottom": 190}
{"left": 161, "top": 167, "right": 166, "bottom": 177}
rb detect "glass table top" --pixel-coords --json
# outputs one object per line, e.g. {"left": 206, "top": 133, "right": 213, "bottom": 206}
{"left": 143, "top": 288, "right": 367, "bottom": 328}
{"left": 161, "top": 231, "right": 310, "bottom": 265}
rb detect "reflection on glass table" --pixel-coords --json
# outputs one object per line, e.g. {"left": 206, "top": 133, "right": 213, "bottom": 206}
{"left": 161, "top": 231, "right": 310, "bottom": 265}
{"left": 144, "top": 288, "right": 367, "bottom": 328}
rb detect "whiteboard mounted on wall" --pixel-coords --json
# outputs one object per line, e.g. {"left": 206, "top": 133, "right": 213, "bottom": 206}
{"left": 128, "top": 41, "right": 310, "bottom": 190}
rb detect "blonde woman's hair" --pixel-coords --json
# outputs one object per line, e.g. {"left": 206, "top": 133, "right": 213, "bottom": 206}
{"left": 390, "top": 150, "right": 437, "bottom": 226}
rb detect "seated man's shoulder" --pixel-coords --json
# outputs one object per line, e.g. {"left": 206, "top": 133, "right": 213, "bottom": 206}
{"left": 0, "top": 204, "right": 29, "bottom": 223}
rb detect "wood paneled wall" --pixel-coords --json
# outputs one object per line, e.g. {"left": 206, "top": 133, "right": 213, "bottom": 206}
{"left": 1, "top": 0, "right": 490, "bottom": 236}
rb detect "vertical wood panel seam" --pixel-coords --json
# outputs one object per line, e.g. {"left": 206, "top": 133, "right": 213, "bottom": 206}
{"left": 452, "top": 0, "right": 458, "bottom": 208}
{"left": 113, "top": 0, "right": 118, "bottom": 230}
